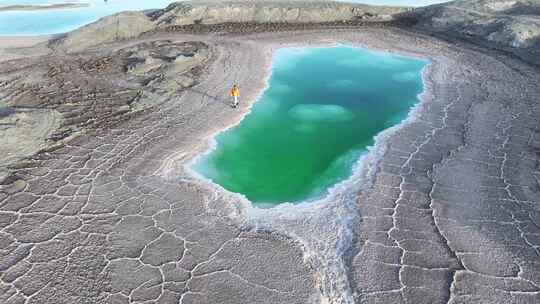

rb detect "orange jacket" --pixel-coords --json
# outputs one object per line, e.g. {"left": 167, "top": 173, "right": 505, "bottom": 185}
{"left": 230, "top": 87, "right": 240, "bottom": 97}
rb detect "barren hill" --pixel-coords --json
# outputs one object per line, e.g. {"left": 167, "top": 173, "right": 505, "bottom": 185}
{"left": 56, "top": 1, "right": 409, "bottom": 52}
{"left": 412, "top": 0, "right": 540, "bottom": 64}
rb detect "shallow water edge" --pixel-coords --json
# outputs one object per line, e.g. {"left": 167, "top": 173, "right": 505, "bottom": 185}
{"left": 194, "top": 46, "right": 426, "bottom": 204}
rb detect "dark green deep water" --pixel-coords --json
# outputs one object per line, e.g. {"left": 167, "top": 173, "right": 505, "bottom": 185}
{"left": 195, "top": 46, "right": 427, "bottom": 205}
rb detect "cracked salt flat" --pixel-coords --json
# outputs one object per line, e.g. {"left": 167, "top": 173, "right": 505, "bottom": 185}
{"left": 1, "top": 28, "right": 540, "bottom": 304}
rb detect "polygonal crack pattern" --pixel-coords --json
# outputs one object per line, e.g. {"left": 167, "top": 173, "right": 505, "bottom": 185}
{"left": 0, "top": 37, "right": 316, "bottom": 304}
{"left": 348, "top": 31, "right": 540, "bottom": 303}
{"left": 1, "top": 28, "right": 540, "bottom": 304}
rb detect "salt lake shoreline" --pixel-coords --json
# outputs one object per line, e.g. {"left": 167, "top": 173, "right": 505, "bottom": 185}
{"left": 0, "top": 35, "right": 52, "bottom": 62}
{"left": 1, "top": 26, "right": 539, "bottom": 303}
{"left": 0, "top": 3, "right": 89, "bottom": 12}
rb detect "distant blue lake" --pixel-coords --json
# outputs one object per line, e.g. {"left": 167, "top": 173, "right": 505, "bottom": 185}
{"left": 0, "top": 0, "right": 448, "bottom": 36}
{"left": 195, "top": 46, "right": 427, "bottom": 205}
{"left": 0, "top": 0, "right": 176, "bottom": 36}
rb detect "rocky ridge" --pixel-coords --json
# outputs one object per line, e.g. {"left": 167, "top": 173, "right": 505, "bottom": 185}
{"left": 58, "top": 12, "right": 157, "bottom": 53}
{"left": 55, "top": 0, "right": 540, "bottom": 66}
{"left": 412, "top": 0, "right": 540, "bottom": 65}
{"left": 149, "top": 1, "right": 406, "bottom": 26}
{"left": 56, "top": 1, "right": 409, "bottom": 52}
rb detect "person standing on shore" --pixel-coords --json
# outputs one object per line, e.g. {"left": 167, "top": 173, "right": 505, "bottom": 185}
{"left": 230, "top": 84, "right": 240, "bottom": 108}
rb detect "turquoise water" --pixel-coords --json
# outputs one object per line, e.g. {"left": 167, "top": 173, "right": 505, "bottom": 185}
{"left": 0, "top": 0, "right": 176, "bottom": 36}
{"left": 195, "top": 46, "right": 427, "bottom": 205}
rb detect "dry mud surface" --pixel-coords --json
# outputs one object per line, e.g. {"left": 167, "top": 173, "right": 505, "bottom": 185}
{"left": 0, "top": 27, "right": 540, "bottom": 304}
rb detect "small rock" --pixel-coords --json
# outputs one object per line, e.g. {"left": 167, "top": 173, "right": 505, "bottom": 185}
{"left": 4, "top": 179, "right": 27, "bottom": 194}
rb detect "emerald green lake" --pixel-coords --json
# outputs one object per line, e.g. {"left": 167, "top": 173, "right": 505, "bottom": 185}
{"left": 195, "top": 46, "right": 427, "bottom": 205}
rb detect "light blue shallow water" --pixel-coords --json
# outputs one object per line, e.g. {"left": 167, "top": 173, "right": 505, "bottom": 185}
{"left": 0, "top": 0, "right": 177, "bottom": 36}
{"left": 0, "top": 0, "right": 449, "bottom": 36}
{"left": 195, "top": 46, "right": 427, "bottom": 205}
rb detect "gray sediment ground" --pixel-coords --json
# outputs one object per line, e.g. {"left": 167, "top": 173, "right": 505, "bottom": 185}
{"left": 0, "top": 36, "right": 52, "bottom": 63}
{"left": 0, "top": 25, "right": 539, "bottom": 304}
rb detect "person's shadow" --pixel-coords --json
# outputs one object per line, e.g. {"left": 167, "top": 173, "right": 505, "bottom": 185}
{"left": 0, "top": 107, "right": 16, "bottom": 119}
{"left": 0, "top": 107, "right": 19, "bottom": 127}
{"left": 186, "top": 87, "right": 231, "bottom": 107}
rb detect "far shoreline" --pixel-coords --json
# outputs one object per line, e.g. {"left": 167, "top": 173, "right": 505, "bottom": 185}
{"left": 0, "top": 35, "right": 51, "bottom": 46}
{"left": 0, "top": 35, "right": 52, "bottom": 62}
{"left": 0, "top": 3, "right": 89, "bottom": 12}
